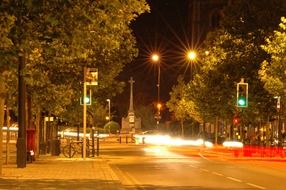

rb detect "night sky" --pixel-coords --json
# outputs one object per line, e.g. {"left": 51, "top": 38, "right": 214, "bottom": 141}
{"left": 116, "top": 0, "right": 191, "bottom": 116}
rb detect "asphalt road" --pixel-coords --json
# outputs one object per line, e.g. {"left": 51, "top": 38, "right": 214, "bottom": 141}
{"left": 101, "top": 144, "right": 286, "bottom": 190}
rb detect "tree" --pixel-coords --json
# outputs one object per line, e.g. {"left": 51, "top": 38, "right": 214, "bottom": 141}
{"left": 0, "top": 10, "right": 15, "bottom": 175}
{"left": 0, "top": 0, "right": 150, "bottom": 168}
{"left": 190, "top": 0, "right": 285, "bottom": 125}
{"left": 260, "top": 17, "right": 286, "bottom": 102}
{"left": 0, "top": 0, "right": 150, "bottom": 122}
{"left": 166, "top": 76, "right": 201, "bottom": 136}
{"left": 166, "top": 1, "right": 286, "bottom": 142}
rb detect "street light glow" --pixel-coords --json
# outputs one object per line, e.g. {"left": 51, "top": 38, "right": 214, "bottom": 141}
{"left": 157, "top": 103, "right": 162, "bottom": 110}
{"left": 151, "top": 53, "right": 160, "bottom": 62}
{"left": 187, "top": 50, "right": 197, "bottom": 61}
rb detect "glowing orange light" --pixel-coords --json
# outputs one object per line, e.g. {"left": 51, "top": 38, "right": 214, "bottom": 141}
{"left": 157, "top": 103, "right": 162, "bottom": 110}
{"left": 151, "top": 53, "right": 160, "bottom": 63}
{"left": 187, "top": 50, "right": 197, "bottom": 61}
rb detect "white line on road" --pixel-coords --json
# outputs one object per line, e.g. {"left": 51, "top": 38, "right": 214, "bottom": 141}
{"left": 189, "top": 165, "right": 198, "bottom": 168}
{"left": 246, "top": 183, "right": 266, "bottom": 189}
{"left": 212, "top": 172, "right": 223, "bottom": 176}
{"left": 201, "top": 168, "right": 209, "bottom": 172}
{"left": 198, "top": 153, "right": 209, "bottom": 160}
{"left": 226, "top": 177, "right": 242, "bottom": 183}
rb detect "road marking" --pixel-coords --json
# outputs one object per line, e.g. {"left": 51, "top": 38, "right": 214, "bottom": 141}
{"left": 198, "top": 153, "right": 209, "bottom": 160}
{"left": 246, "top": 183, "right": 266, "bottom": 189}
{"left": 212, "top": 172, "right": 223, "bottom": 176}
{"left": 189, "top": 165, "right": 198, "bottom": 168}
{"left": 226, "top": 177, "right": 242, "bottom": 183}
{"left": 201, "top": 168, "right": 209, "bottom": 172}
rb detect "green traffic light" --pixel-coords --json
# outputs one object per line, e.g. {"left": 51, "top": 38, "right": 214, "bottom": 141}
{"left": 84, "top": 96, "right": 90, "bottom": 104}
{"left": 238, "top": 97, "right": 246, "bottom": 106}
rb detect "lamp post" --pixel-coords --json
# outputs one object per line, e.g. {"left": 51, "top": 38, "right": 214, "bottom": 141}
{"left": 106, "top": 99, "right": 111, "bottom": 133}
{"left": 151, "top": 53, "right": 161, "bottom": 127}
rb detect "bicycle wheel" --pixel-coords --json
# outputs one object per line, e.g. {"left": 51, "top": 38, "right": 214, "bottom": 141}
{"left": 62, "top": 145, "right": 76, "bottom": 158}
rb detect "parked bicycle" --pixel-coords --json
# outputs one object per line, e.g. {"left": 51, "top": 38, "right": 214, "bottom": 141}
{"left": 62, "top": 140, "right": 91, "bottom": 158}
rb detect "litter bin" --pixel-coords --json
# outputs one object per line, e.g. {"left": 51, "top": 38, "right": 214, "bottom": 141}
{"left": 40, "top": 143, "right": 47, "bottom": 155}
{"left": 50, "top": 139, "right": 61, "bottom": 156}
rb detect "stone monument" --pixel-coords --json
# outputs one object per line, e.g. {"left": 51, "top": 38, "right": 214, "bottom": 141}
{"left": 121, "top": 77, "right": 141, "bottom": 134}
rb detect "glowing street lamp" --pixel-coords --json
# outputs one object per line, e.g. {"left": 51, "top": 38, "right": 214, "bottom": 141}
{"left": 157, "top": 103, "right": 162, "bottom": 112}
{"left": 106, "top": 99, "right": 111, "bottom": 122}
{"left": 151, "top": 53, "right": 161, "bottom": 126}
{"left": 186, "top": 50, "right": 197, "bottom": 80}
{"left": 151, "top": 53, "right": 160, "bottom": 62}
{"left": 106, "top": 99, "right": 111, "bottom": 133}
{"left": 187, "top": 50, "right": 197, "bottom": 61}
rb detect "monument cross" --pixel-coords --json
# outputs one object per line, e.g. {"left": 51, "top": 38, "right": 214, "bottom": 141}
{"left": 120, "top": 76, "right": 141, "bottom": 134}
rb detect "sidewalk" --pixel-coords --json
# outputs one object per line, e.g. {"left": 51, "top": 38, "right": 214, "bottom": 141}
{"left": 0, "top": 154, "right": 125, "bottom": 190}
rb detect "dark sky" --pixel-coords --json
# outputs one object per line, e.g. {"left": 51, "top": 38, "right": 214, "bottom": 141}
{"left": 116, "top": 0, "right": 191, "bottom": 114}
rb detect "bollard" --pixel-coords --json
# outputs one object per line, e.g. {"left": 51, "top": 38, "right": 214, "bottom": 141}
{"left": 126, "top": 136, "right": 128, "bottom": 144}
{"left": 96, "top": 137, "right": 99, "bottom": 156}
{"left": 69, "top": 142, "right": 72, "bottom": 158}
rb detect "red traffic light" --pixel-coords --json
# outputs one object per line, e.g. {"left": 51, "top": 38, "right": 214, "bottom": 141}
{"left": 233, "top": 117, "right": 239, "bottom": 125}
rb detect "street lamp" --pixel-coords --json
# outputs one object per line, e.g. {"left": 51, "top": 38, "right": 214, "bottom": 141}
{"left": 187, "top": 50, "right": 197, "bottom": 61}
{"left": 106, "top": 99, "right": 111, "bottom": 133}
{"left": 151, "top": 53, "right": 161, "bottom": 126}
{"left": 186, "top": 50, "right": 197, "bottom": 80}
{"left": 106, "top": 99, "right": 111, "bottom": 122}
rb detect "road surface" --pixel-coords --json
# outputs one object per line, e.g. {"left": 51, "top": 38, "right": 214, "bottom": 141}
{"left": 101, "top": 144, "right": 286, "bottom": 190}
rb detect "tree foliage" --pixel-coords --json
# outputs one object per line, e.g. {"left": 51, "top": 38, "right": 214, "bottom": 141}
{"left": 260, "top": 17, "right": 286, "bottom": 115}
{"left": 0, "top": 0, "right": 150, "bottom": 125}
{"left": 167, "top": 0, "right": 285, "bottom": 128}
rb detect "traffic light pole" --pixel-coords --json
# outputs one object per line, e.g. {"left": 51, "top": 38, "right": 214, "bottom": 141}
{"left": 278, "top": 106, "right": 282, "bottom": 146}
{"left": 235, "top": 78, "right": 248, "bottom": 142}
{"left": 82, "top": 67, "right": 98, "bottom": 159}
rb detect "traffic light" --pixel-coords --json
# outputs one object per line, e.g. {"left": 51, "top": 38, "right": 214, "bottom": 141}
{"left": 236, "top": 81, "right": 248, "bottom": 108}
{"left": 80, "top": 89, "right": 92, "bottom": 105}
{"left": 233, "top": 116, "right": 240, "bottom": 125}
{"left": 83, "top": 96, "right": 91, "bottom": 104}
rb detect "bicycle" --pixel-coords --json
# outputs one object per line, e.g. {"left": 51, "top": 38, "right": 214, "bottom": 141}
{"left": 62, "top": 140, "right": 91, "bottom": 158}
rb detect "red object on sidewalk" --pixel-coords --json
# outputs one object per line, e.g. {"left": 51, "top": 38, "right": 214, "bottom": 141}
{"left": 27, "top": 128, "right": 35, "bottom": 152}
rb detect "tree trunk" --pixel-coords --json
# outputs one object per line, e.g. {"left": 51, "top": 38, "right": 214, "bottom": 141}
{"left": 17, "top": 52, "right": 27, "bottom": 168}
{"left": 215, "top": 116, "right": 219, "bottom": 145}
{"left": 0, "top": 75, "right": 6, "bottom": 175}
{"left": 180, "top": 119, "right": 184, "bottom": 137}
{"left": 35, "top": 107, "right": 41, "bottom": 158}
